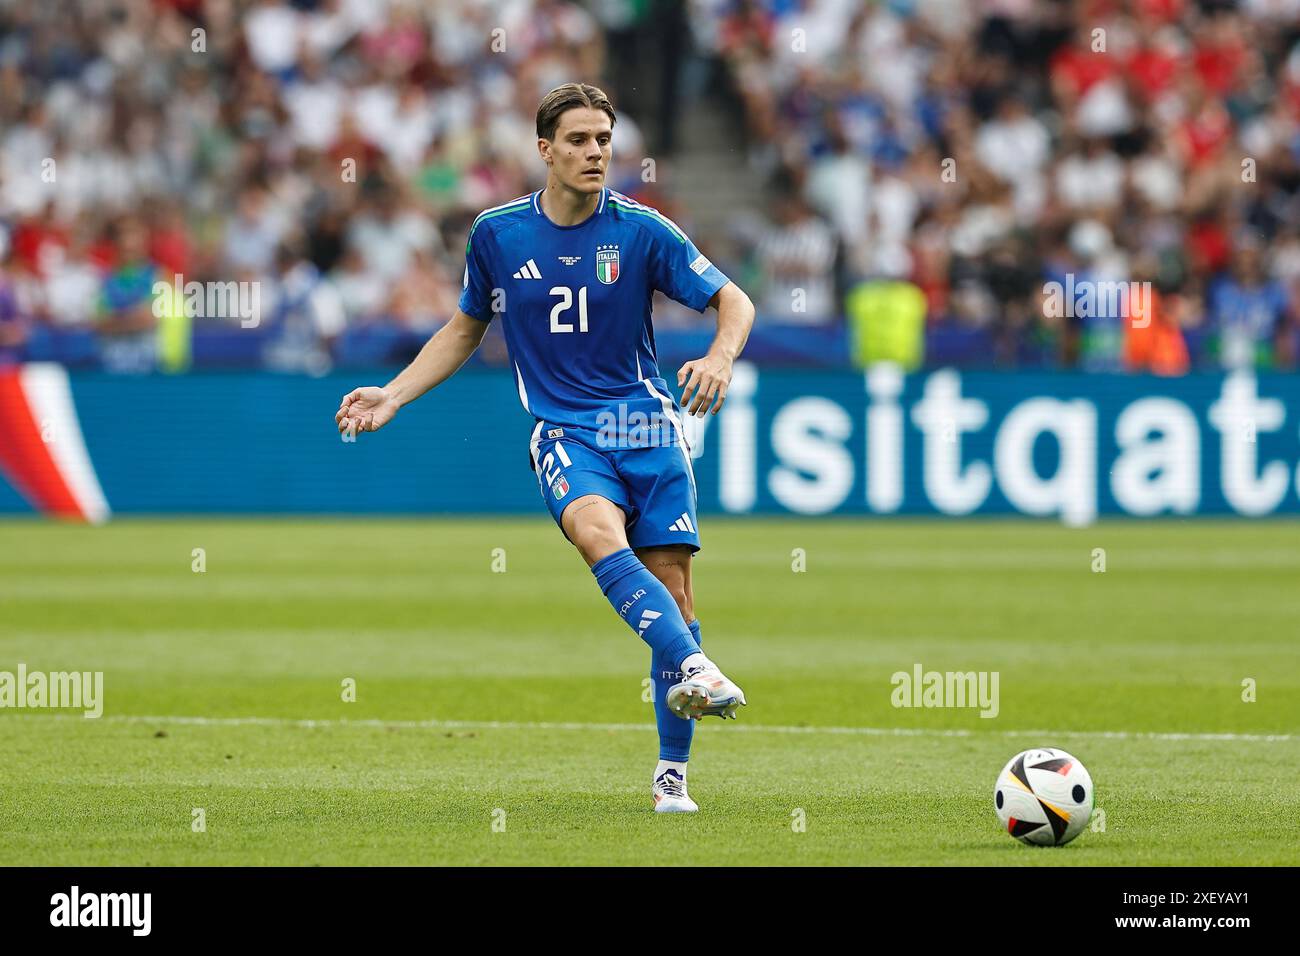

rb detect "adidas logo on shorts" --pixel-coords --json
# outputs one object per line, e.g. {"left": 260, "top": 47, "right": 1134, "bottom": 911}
{"left": 668, "top": 513, "right": 695, "bottom": 533}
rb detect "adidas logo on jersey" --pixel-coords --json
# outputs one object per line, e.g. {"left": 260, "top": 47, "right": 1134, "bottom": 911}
{"left": 668, "top": 513, "right": 695, "bottom": 533}
{"left": 512, "top": 259, "right": 542, "bottom": 279}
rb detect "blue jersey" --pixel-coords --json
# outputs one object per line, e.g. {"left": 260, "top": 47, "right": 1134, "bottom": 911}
{"left": 457, "top": 188, "right": 729, "bottom": 437}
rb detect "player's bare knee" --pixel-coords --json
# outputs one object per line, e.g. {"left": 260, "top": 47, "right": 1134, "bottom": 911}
{"left": 662, "top": 575, "right": 690, "bottom": 619}
{"left": 643, "top": 559, "right": 691, "bottom": 620}
{"left": 651, "top": 572, "right": 691, "bottom": 621}
{"left": 563, "top": 496, "right": 628, "bottom": 565}
{"left": 670, "top": 585, "right": 693, "bottom": 623}
{"left": 575, "top": 528, "right": 624, "bottom": 565}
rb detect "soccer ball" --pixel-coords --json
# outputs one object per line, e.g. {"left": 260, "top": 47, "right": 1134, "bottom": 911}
{"left": 994, "top": 747, "right": 1094, "bottom": 846}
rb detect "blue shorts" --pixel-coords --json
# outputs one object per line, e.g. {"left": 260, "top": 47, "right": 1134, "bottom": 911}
{"left": 527, "top": 421, "right": 701, "bottom": 552}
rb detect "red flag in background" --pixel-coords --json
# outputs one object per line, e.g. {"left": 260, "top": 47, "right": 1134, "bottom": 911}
{"left": 0, "top": 364, "right": 110, "bottom": 522}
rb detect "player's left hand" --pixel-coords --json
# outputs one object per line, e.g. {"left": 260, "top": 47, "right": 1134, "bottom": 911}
{"left": 677, "top": 353, "right": 733, "bottom": 417}
{"left": 335, "top": 386, "right": 400, "bottom": 436}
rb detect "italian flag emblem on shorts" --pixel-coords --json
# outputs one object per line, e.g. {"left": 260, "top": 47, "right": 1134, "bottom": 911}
{"left": 596, "top": 246, "right": 619, "bottom": 284}
{"left": 552, "top": 476, "right": 570, "bottom": 499}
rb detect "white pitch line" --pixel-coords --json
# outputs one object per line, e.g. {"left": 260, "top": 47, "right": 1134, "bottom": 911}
{"left": 12, "top": 713, "right": 1293, "bottom": 743}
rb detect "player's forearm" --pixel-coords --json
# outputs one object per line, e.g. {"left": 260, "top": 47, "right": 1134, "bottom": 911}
{"left": 708, "top": 282, "right": 755, "bottom": 363}
{"left": 384, "top": 314, "right": 485, "bottom": 406}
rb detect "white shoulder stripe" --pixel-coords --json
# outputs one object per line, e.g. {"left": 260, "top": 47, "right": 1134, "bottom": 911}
{"left": 608, "top": 195, "right": 687, "bottom": 241}
{"left": 471, "top": 194, "right": 533, "bottom": 227}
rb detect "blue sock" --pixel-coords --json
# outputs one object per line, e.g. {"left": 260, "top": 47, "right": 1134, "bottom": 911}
{"left": 653, "top": 619, "right": 702, "bottom": 762}
{"left": 591, "top": 548, "right": 699, "bottom": 670}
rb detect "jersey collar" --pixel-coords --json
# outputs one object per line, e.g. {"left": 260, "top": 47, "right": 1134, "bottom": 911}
{"left": 533, "top": 187, "right": 607, "bottom": 228}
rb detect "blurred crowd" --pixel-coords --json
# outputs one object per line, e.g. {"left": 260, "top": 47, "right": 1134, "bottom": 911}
{"left": 701, "top": 0, "right": 1300, "bottom": 370}
{"left": 0, "top": 0, "right": 658, "bottom": 372}
{"left": 0, "top": 0, "right": 1298, "bottom": 374}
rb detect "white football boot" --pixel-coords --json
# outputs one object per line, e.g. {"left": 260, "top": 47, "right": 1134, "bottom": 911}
{"left": 666, "top": 659, "right": 746, "bottom": 721}
{"left": 652, "top": 768, "right": 698, "bottom": 813}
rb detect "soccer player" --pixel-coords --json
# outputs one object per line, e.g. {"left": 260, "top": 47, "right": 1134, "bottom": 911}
{"left": 335, "top": 83, "right": 755, "bottom": 814}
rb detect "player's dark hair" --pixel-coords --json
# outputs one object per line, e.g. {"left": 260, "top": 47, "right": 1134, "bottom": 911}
{"left": 535, "top": 83, "right": 617, "bottom": 141}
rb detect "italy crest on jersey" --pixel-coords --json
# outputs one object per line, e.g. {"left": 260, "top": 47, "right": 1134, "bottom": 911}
{"left": 595, "top": 245, "right": 619, "bottom": 284}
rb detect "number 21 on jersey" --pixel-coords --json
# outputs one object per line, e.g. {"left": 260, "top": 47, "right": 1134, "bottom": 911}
{"left": 549, "top": 286, "right": 589, "bottom": 333}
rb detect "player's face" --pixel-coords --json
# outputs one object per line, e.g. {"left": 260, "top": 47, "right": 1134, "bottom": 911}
{"left": 540, "top": 107, "right": 612, "bottom": 195}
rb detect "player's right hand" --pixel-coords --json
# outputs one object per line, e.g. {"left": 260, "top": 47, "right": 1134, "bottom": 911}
{"left": 336, "top": 386, "right": 399, "bottom": 436}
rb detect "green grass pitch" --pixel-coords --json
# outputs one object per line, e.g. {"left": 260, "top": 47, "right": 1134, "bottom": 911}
{"left": 1, "top": 517, "right": 1296, "bottom": 866}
